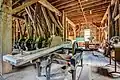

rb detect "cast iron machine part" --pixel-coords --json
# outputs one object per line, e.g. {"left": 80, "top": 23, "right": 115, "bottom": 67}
{"left": 108, "top": 36, "right": 120, "bottom": 77}
{"left": 35, "top": 41, "right": 83, "bottom": 80}
{"left": 71, "top": 41, "right": 84, "bottom": 80}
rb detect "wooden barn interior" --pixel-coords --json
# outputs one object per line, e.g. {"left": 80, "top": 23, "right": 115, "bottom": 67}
{"left": 0, "top": 0, "right": 120, "bottom": 80}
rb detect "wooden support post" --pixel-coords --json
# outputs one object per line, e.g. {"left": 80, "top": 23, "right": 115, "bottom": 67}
{"left": 12, "top": 20, "right": 15, "bottom": 44}
{"left": 66, "top": 21, "right": 68, "bottom": 39}
{"left": 118, "top": 0, "right": 120, "bottom": 36}
{"left": 0, "top": 0, "right": 12, "bottom": 74}
{"left": 99, "top": 28, "right": 101, "bottom": 42}
{"left": 112, "top": 0, "right": 119, "bottom": 36}
{"left": 52, "top": 23, "right": 55, "bottom": 36}
{"left": 73, "top": 27, "right": 76, "bottom": 40}
{"left": 108, "top": 6, "right": 112, "bottom": 40}
{"left": 66, "top": 17, "right": 76, "bottom": 39}
{"left": 115, "top": 0, "right": 119, "bottom": 36}
{"left": 62, "top": 10, "right": 67, "bottom": 41}
{"left": 67, "top": 23, "right": 70, "bottom": 39}
{"left": 111, "top": 6, "right": 115, "bottom": 37}
{"left": 15, "top": 19, "right": 19, "bottom": 41}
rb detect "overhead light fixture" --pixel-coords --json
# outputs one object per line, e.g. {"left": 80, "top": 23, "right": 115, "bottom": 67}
{"left": 85, "top": 0, "right": 88, "bottom": 1}
{"left": 90, "top": 10, "right": 92, "bottom": 14}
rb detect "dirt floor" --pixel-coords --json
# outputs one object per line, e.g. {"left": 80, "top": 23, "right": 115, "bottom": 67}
{"left": 1, "top": 51, "right": 120, "bottom": 80}
{"left": 3, "top": 66, "right": 37, "bottom": 80}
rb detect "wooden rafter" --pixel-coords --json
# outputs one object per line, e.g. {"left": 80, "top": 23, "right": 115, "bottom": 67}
{"left": 55, "top": 0, "right": 75, "bottom": 8}
{"left": 12, "top": 0, "right": 40, "bottom": 14}
{"left": 66, "top": 17, "right": 76, "bottom": 27}
{"left": 70, "top": 13, "right": 104, "bottom": 20}
{"left": 51, "top": 0, "right": 60, "bottom": 4}
{"left": 12, "top": 0, "right": 61, "bottom": 16}
{"left": 25, "top": 7, "right": 37, "bottom": 37}
{"left": 66, "top": 6, "right": 107, "bottom": 16}
{"left": 71, "top": 15, "right": 104, "bottom": 23}
{"left": 38, "top": 0, "right": 61, "bottom": 16}
{"left": 114, "top": 14, "right": 120, "bottom": 21}
{"left": 12, "top": 0, "right": 21, "bottom": 6}
{"left": 57, "top": 0, "right": 110, "bottom": 10}
{"left": 47, "top": 9, "right": 62, "bottom": 31}
{"left": 57, "top": 1, "right": 78, "bottom": 10}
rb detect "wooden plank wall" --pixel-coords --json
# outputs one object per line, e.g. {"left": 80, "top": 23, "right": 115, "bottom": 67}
{"left": 108, "top": 0, "right": 120, "bottom": 39}
{"left": 102, "top": 0, "right": 120, "bottom": 40}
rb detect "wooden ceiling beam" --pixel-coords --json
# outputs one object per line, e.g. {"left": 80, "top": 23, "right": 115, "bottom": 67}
{"left": 57, "top": 1, "right": 78, "bottom": 10}
{"left": 64, "top": 1, "right": 110, "bottom": 13}
{"left": 70, "top": 14, "right": 104, "bottom": 24}
{"left": 65, "top": 5, "right": 107, "bottom": 14}
{"left": 70, "top": 13, "right": 104, "bottom": 20}
{"left": 57, "top": 0, "right": 103, "bottom": 10}
{"left": 51, "top": 0, "right": 60, "bottom": 4}
{"left": 74, "top": 20, "right": 102, "bottom": 23}
{"left": 74, "top": 20, "right": 102, "bottom": 24}
{"left": 66, "top": 5, "right": 108, "bottom": 16}
{"left": 83, "top": 1, "right": 110, "bottom": 10}
{"left": 67, "top": 8, "right": 106, "bottom": 18}
{"left": 71, "top": 16, "right": 103, "bottom": 22}
{"left": 55, "top": 0, "right": 75, "bottom": 8}
{"left": 12, "top": 0, "right": 61, "bottom": 16}
{"left": 72, "top": 18, "right": 102, "bottom": 24}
